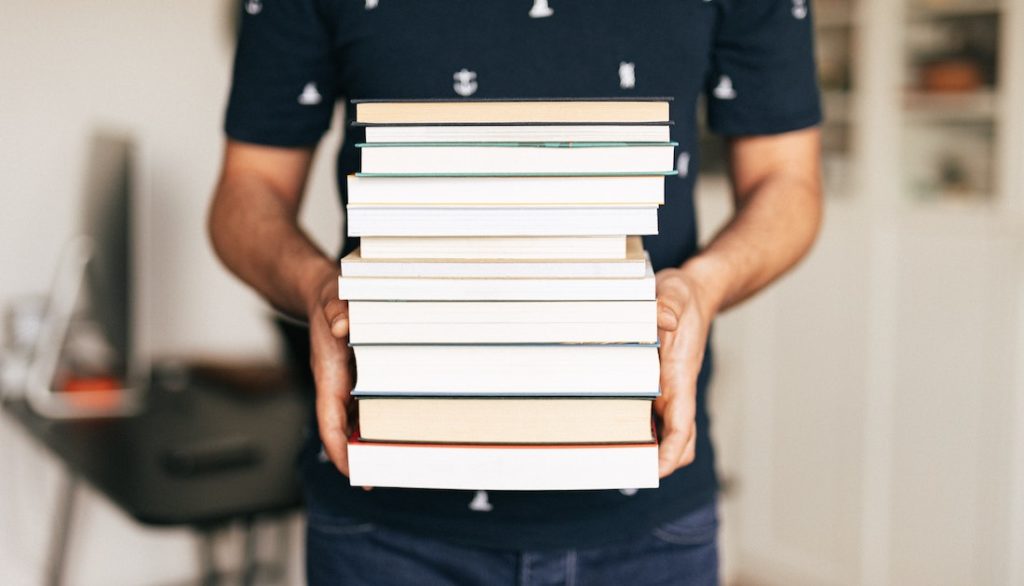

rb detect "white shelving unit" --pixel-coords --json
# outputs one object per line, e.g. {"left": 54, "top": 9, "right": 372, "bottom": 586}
{"left": 700, "top": 1, "right": 1024, "bottom": 584}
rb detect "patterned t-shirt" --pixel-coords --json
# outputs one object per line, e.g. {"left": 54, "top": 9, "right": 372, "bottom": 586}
{"left": 224, "top": 0, "right": 821, "bottom": 550}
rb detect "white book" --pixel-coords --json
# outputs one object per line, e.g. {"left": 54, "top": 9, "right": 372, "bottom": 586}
{"left": 363, "top": 124, "right": 671, "bottom": 143}
{"left": 351, "top": 344, "right": 660, "bottom": 397}
{"left": 346, "top": 205, "right": 658, "bottom": 237}
{"left": 338, "top": 258, "right": 655, "bottom": 301}
{"left": 358, "top": 143, "right": 676, "bottom": 175}
{"left": 347, "top": 300, "right": 657, "bottom": 344}
{"left": 347, "top": 438, "right": 659, "bottom": 491}
{"left": 346, "top": 174, "right": 665, "bottom": 206}
{"left": 341, "top": 237, "right": 646, "bottom": 278}
{"left": 359, "top": 236, "right": 626, "bottom": 260}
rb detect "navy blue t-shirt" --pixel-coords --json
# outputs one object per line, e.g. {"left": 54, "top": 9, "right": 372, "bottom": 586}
{"left": 225, "top": 0, "right": 820, "bottom": 550}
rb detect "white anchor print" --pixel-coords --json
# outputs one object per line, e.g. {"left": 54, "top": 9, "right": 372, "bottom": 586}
{"left": 791, "top": 0, "right": 808, "bottom": 19}
{"left": 529, "top": 0, "right": 554, "bottom": 18}
{"left": 298, "top": 82, "right": 323, "bottom": 105}
{"left": 245, "top": 0, "right": 262, "bottom": 15}
{"left": 619, "top": 488, "right": 639, "bottom": 496}
{"left": 366, "top": 0, "right": 379, "bottom": 10}
{"left": 453, "top": 69, "right": 478, "bottom": 97}
{"left": 712, "top": 75, "right": 737, "bottom": 100}
{"left": 468, "top": 490, "right": 494, "bottom": 512}
{"left": 618, "top": 62, "right": 636, "bottom": 90}
{"left": 677, "top": 152, "right": 691, "bottom": 178}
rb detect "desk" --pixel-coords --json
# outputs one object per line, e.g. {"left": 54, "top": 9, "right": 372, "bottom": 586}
{"left": 3, "top": 366, "right": 311, "bottom": 585}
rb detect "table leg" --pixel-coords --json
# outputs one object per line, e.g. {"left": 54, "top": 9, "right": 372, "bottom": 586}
{"left": 45, "top": 471, "right": 79, "bottom": 586}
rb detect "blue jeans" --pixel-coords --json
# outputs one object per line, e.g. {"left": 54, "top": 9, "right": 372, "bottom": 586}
{"left": 306, "top": 499, "right": 718, "bottom": 586}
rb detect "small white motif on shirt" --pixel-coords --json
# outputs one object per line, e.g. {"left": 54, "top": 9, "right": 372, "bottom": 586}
{"left": 366, "top": 0, "right": 379, "bottom": 10}
{"left": 792, "top": 0, "right": 808, "bottom": 19}
{"left": 529, "top": 0, "right": 554, "bottom": 18}
{"left": 298, "top": 82, "right": 323, "bottom": 105}
{"left": 712, "top": 75, "right": 737, "bottom": 100}
{"left": 245, "top": 0, "right": 262, "bottom": 15}
{"left": 469, "top": 490, "right": 494, "bottom": 511}
{"left": 619, "top": 488, "right": 639, "bottom": 496}
{"left": 453, "top": 69, "right": 478, "bottom": 97}
{"left": 317, "top": 445, "right": 329, "bottom": 463}
{"left": 619, "top": 62, "right": 636, "bottom": 90}
{"left": 677, "top": 152, "right": 691, "bottom": 178}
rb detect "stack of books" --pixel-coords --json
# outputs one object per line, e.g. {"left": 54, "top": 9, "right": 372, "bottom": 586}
{"left": 342, "top": 98, "right": 674, "bottom": 491}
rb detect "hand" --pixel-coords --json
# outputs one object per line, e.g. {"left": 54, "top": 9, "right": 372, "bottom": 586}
{"left": 653, "top": 267, "right": 715, "bottom": 478}
{"left": 306, "top": 266, "right": 356, "bottom": 477}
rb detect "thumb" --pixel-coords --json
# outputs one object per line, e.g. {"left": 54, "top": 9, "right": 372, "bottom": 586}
{"left": 657, "top": 304, "right": 680, "bottom": 331}
{"left": 323, "top": 298, "right": 350, "bottom": 338}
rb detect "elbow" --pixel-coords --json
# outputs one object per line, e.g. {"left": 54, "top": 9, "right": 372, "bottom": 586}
{"left": 804, "top": 178, "right": 824, "bottom": 252}
{"left": 207, "top": 180, "right": 234, "bottom": 269}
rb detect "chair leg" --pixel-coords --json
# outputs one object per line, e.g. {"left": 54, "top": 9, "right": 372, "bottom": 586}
{"left": 197, "top": 528, "right": 218, "bottom": 586}
{"left": 241, "top": 516, "right": 257, "bottom": 586}
{"left": 45, "top": 471, "right": 79, "bottom": 586}
{"left": 270, "top": 515, "right": 292, "bottom": 585}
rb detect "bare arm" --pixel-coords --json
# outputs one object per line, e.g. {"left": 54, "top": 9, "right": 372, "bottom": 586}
{"left": 678, "top": 127, "right": 824, "bottom": 314}
{"left": 208, "top": 140, "right": 354, "bottom": 475}
{"left": 208, "top": 141, "right": 334, "bottom": 318}
{"left": 655, "top": 126, "right": 823, "bottom": 477}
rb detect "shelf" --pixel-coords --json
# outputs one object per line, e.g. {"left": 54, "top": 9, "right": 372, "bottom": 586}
{"left": 907, "top": 0, "right": 1001, "bottom": 20}
{"left": 911, "top": 190, "right": 994, "bottom": 203}
{"left": 903, "top": 90, "right": 998, "bottom": 122}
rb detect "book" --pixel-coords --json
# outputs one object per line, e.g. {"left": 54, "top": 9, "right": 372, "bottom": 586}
{"left": 338, "top": 258, "right": 655, "bottom": 301}
{"left": 347, "top": 432, "right": 659, "bottom": 490}
{"left": 351, "top": 344, "right": 660, "bottom": 397}
{"left": 357, "top": 142, "right": 677, "bottom": 175}
{"left": 353, "top": 98, "right": 671, "bottom": 124}
{"left": 346, "top": 174, "right": 665, "bottom": 206}
{"left": 341, "top": 236, "right": 646, "bottom": 278}
{"left": 347, "top": 300, "right": 657, "bottom": 344}
{"left": 362, "top": 124, "right": 672, "bottom": 143}
{"left": 358, "top": 397, "right": 654, "bottom": 444}
{"left": 358, "top": 236, "right": 627, "bottom": 260}
{"left": 346, "top": 205, "right": 658, "bottom": 237}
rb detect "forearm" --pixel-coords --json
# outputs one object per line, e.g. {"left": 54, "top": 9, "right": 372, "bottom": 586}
{"left": 682, "top": 152, "right": 822, "bottom": 315}
{"left": 208, "top": 172, "right": 336, "bottom": 320}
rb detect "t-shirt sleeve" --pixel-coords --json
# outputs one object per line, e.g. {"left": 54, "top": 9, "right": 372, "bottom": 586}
{"left": 224, "top": 0, "right": 338, "bottom": 147}
{"left": 706, "top": 0, "right": 822, "bottom": 136}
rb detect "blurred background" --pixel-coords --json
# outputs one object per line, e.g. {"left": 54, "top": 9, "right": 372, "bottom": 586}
{"left": 1, "top": 0, "right": 1022, "bottom": 584}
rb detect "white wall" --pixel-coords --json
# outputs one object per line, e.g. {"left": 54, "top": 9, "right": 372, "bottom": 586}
{"left": 0, "top": 2, "right": 339, "bottom": 583}
{"left": 0, "top": 0, "right": 342, "bottom": 360}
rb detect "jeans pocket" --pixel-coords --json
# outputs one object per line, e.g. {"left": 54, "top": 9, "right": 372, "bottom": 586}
{"left": 307, "top": 511, "right": 377, "bottom": 536}
{"left": 650, "top": 500, "right": 718, "bottom": 546}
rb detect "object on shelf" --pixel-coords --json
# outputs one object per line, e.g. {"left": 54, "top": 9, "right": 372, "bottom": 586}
{"left": 906, "top": 14, "right": 999, "bottom": 91}
{"left": 920, "top": 58, "right": 984, "bottom": 92}
{"left": 904, "top": 121, "right": 995, "bottom": 201}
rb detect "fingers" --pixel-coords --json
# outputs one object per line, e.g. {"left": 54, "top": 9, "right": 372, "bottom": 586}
{"left": 655, "top": 353, "right": 698, "bottom": 478}
{"left": 310, "top": 309, "right": 355, "bottom": 477}
{"left": 316, "top": 386, "right": 351, "bottom": 476}
{"left": 323, "top": 298, "right": 350, "bottom": 339}
{"left": 657, "top": 421, "right": 688, "bottom": 477}
{"left": 657, "top": 416, "right": 697, "bottom": 478}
